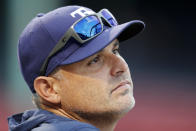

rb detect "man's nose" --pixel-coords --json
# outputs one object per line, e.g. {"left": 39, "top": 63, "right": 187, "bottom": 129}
{"left": 110, "top": 54, "right": 128, "bottom": 77}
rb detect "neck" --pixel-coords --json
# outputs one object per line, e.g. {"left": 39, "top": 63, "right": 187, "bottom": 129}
{"left": 76, "top": 111, "right": 120, "bottom": 131}
{"left": 40, "top": 103, "right": 81, "bottom": 121}
{"left": 40, "top": 103, "right": 121, "bottom": 131}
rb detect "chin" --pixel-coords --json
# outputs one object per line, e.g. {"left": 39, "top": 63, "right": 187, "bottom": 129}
{"left": 110, "top": 96, "right": 135, "bottom": 118}
{"left": 129, "top": 96, "right": 136, "bottom": 110}
{"left": 123, "top": 96, "right": 135, "bottom": 113}
{"left": 108, "top": 97, "right": 135, "bottom": 120}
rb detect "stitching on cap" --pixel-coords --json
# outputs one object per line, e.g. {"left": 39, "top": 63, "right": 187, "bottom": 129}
{"left": 39, "top": 18, "right": 57, "bottom": 45}
{"left": 29, "top": 19, "right": 57, "bottom": 92}
{"left": 38, "top": 18, "right": 58, "bottom": 75}
{"left": 46, "top": 43, "right": 81, "bottom": 75}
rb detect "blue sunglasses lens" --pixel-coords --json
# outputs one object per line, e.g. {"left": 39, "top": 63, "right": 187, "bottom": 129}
{"left": 74, "top": 16, "right": 102, "bottom": 40}
{"left": 100, "top": 10, "right": 117, "bottom": 26}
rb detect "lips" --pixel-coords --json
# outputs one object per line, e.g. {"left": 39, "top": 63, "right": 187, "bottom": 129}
{"left": 111, "top": 80, "right": 131, "bottom": 93}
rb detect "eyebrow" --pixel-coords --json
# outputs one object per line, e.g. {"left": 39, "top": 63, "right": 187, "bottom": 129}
{"left": 113, "top": 40, "right": 120, "bottom": 48}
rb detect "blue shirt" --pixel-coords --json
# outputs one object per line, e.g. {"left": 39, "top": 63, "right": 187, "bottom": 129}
{"left": 8, "top": 109, "right": 100, "bottom": 131}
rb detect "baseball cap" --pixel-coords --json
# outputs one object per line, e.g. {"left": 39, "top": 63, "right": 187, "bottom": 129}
{"left": 18, "top": 5, "right": 145, "bottom": 93}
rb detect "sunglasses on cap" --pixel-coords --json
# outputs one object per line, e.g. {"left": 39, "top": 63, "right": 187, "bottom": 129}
{"left": 40, "top": 9, "right": 118, "bottom": 75}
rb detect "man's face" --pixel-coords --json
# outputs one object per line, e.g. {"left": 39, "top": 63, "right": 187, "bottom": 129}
{"left": 56, "top": 39, "right": 135, "bottom": 118}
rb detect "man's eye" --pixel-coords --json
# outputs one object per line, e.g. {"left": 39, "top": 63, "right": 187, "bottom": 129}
{"left": 113, "top": 48, "right": 120, "bottom": 54}
{"left": 87, "top": 55, "right": 100, "bottom": 65}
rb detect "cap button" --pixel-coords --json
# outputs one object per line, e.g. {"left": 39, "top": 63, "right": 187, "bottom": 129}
{"left": 37, "top": 13, "right": 44, "bottom": 17}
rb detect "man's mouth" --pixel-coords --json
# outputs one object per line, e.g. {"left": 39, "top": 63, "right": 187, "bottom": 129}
{"left": 111, "top": 80, "right": 131, "bottom": 93}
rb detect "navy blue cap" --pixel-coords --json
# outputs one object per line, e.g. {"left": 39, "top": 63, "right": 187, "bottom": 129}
{"left": 18, "top": 5, "right": 145, "bottom": 93}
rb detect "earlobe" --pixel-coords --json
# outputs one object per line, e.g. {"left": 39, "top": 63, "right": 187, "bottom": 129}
{"left": 34, "top": 76, "right": 61, "bottom": 105}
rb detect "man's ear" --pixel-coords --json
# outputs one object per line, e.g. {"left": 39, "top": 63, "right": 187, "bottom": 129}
{"left": 34, "top": 76, "right": 61, "bottom": 105}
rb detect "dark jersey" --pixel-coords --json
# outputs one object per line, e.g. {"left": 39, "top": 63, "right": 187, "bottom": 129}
{"left": 8, "top": 109, "right": 99, "bottom": 131}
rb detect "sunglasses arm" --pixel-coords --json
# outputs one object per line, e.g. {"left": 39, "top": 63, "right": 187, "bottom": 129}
{"left": 39, "top": 29, "right": 73, "bottom": 75}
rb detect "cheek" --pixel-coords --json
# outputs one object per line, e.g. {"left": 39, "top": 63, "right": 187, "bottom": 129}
{"left": 59, "top": 72, "right": 110, "bottom": 111}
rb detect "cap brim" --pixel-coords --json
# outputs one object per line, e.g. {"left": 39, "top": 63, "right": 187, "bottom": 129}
{"left": 60, "top": 20, "right": 145, "bottom": 65}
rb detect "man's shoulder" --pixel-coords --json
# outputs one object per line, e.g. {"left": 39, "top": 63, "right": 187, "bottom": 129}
{"left": 32, "top": 109, "right": 100, "bottom": 131}
{"left": 8, "top": 109, "right": 99, "bottom": 131}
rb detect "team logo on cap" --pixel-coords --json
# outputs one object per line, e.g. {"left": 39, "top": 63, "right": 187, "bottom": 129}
{"left": 71, "top": 7, "right": 94, "bottom": 18}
